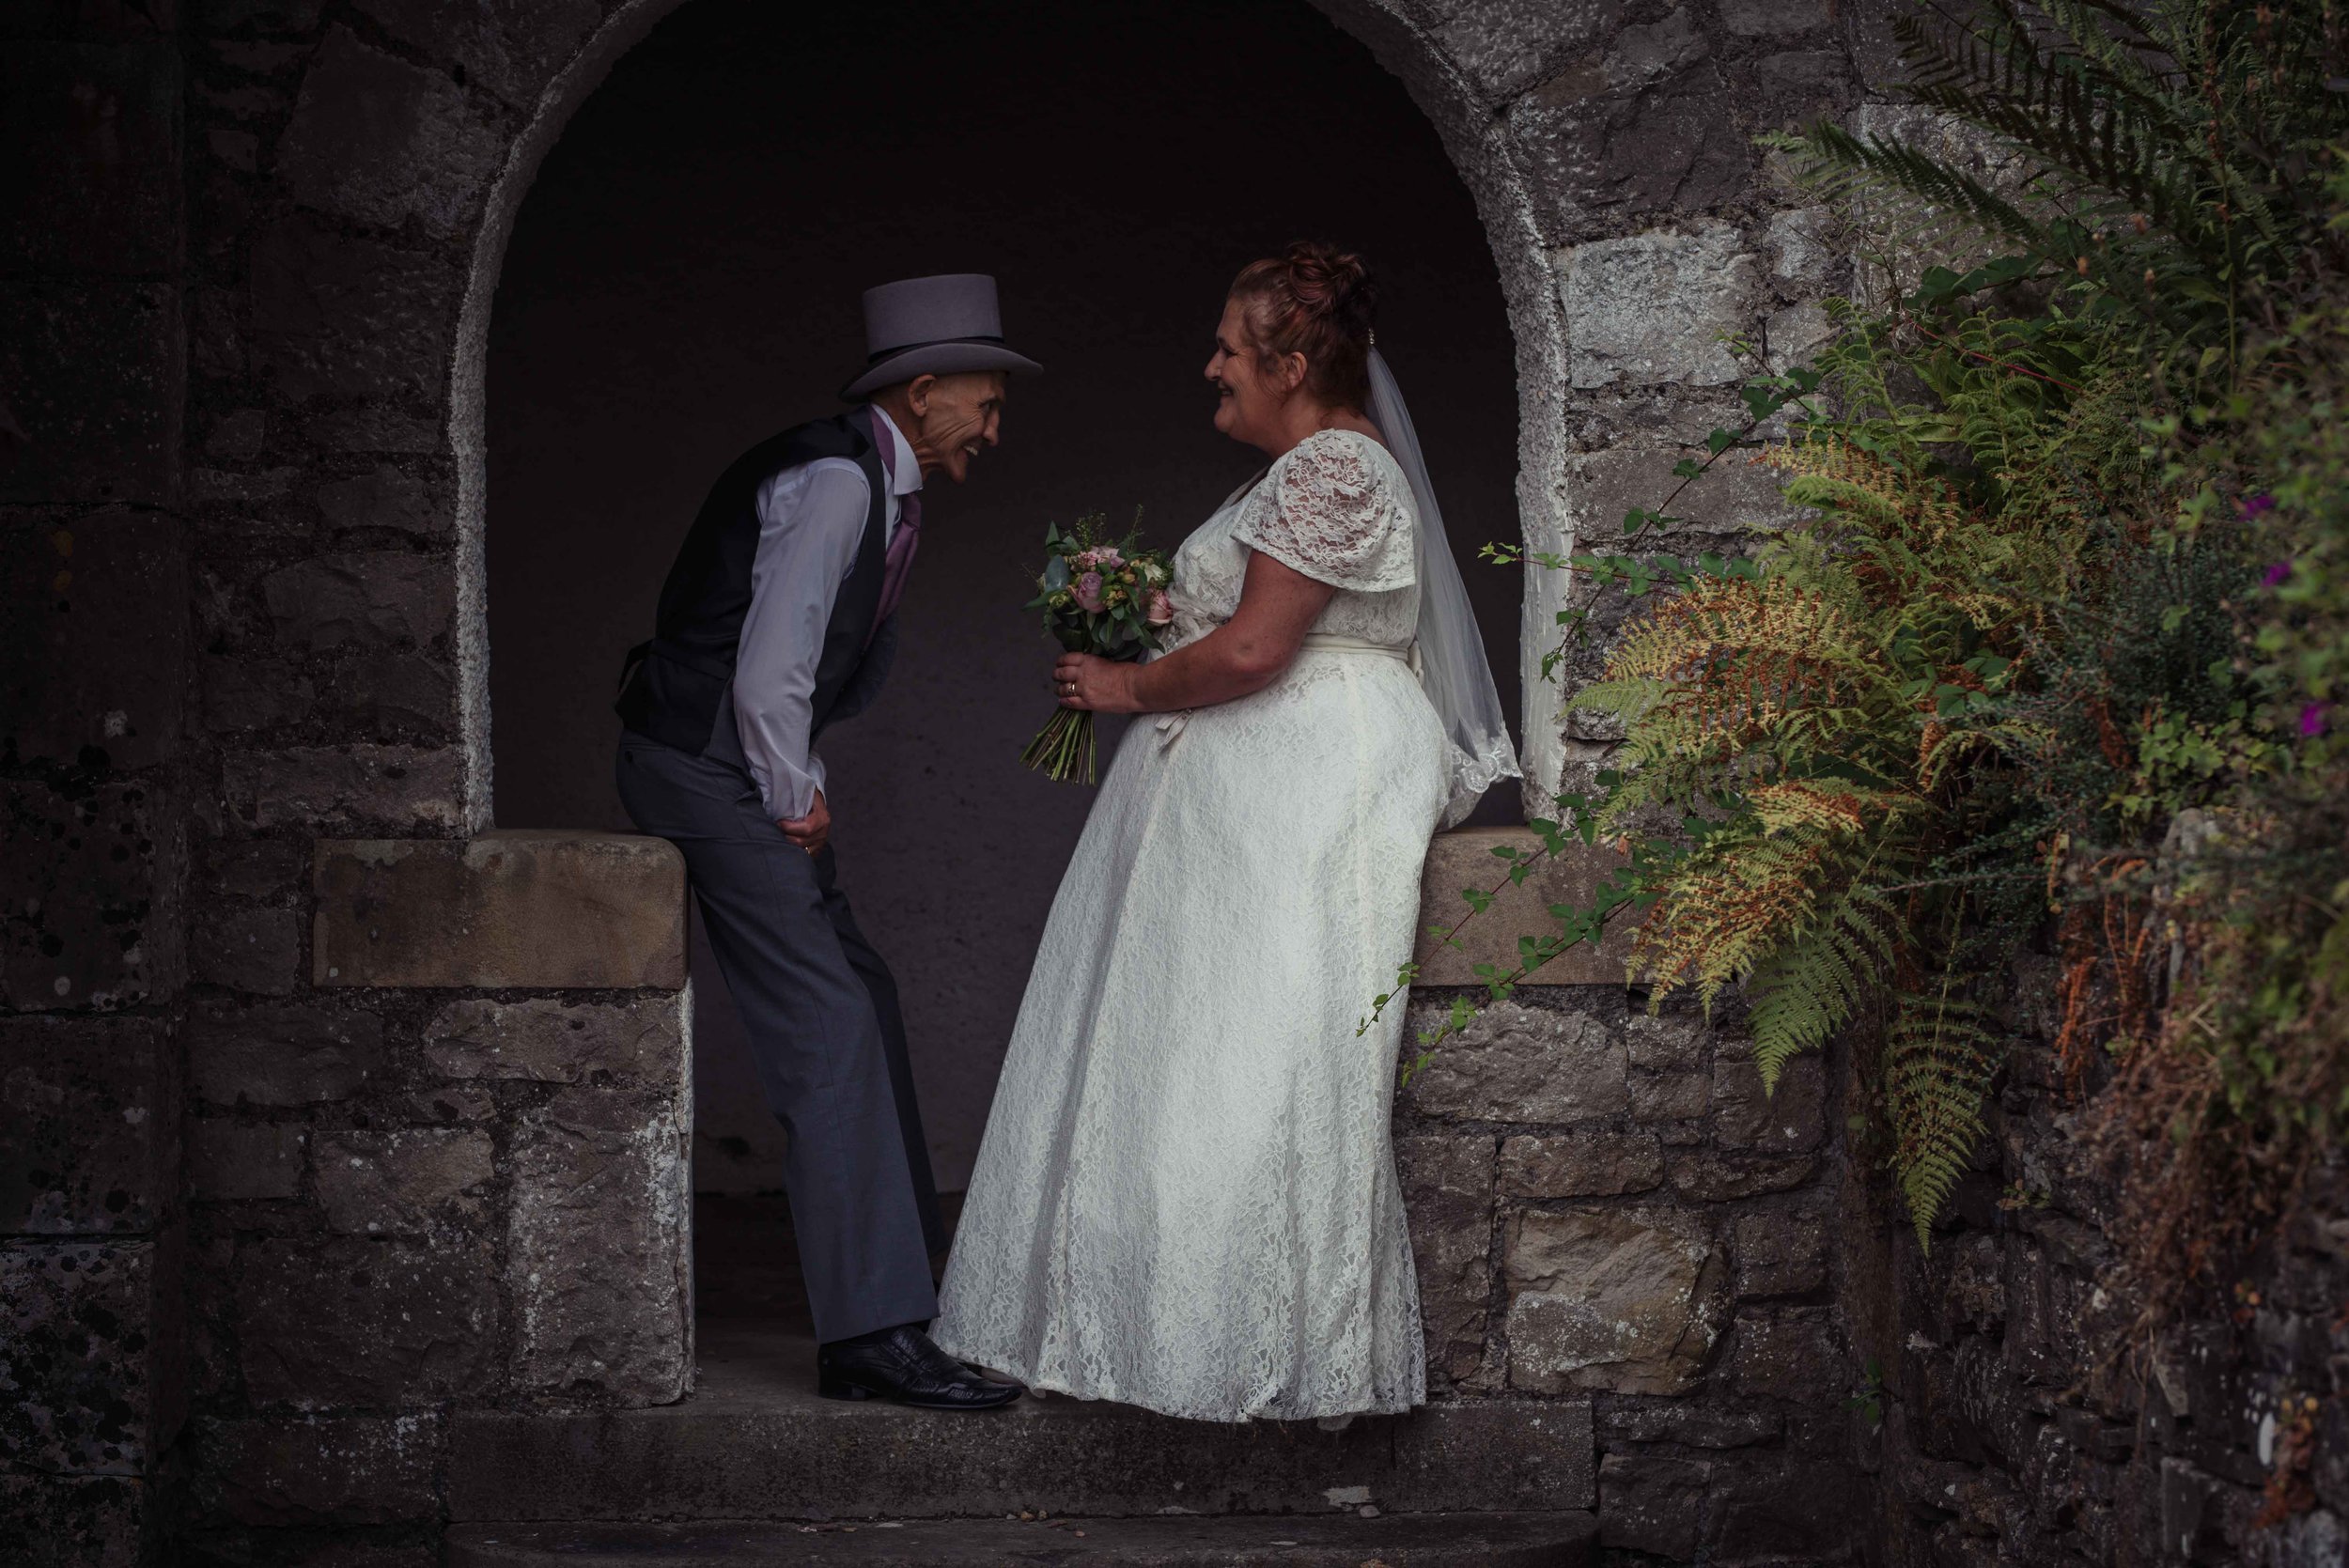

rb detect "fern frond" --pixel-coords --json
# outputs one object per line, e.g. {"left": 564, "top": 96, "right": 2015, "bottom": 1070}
{"left": 2030, "top": 0, "right": 2170, "bottom": 104}
{"left": 1893, "top": 3, "right": 2224, "bottom": 268}
{"left": 1797, "top": 121, "right": 2056, "bottom": 266}
{"left": 1634, "top": 819, "right": 1840, "bottom": 1012}
{"left": 1591, "top": 577, "right": 1891, "bottom": 776}
{"left": 1747, "top": 879, "right": 1903, "bottom": 1086}
{"left": 1761, "top": 437, "right": 1968, "bottom": 539}
{"left": 1750, "top": 779, "right": 1918, "bottom": 834}
{"left": 1884, "top": 983, "right": 2002, "bottom": 1249}
{"left": 1563, "top": 675, "right": 1665, "bottom": 727}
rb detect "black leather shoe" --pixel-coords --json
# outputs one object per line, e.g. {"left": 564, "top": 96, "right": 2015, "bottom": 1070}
{"left": 816, "top": 1326, "right": 1023, "bottom": 1410}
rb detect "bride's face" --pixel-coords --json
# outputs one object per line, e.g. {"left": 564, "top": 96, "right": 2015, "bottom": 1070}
{"left": 1205, "top": 296, "right": 1298, "bottom": 450}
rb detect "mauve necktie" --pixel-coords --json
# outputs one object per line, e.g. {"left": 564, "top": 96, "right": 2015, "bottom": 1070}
{"left": 866, "top": 408, "right": 921, "bottom": 645}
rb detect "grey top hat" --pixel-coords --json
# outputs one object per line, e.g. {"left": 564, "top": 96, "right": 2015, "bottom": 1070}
{"left": 840, "top": 272, "right": 1043, "bottom": 401}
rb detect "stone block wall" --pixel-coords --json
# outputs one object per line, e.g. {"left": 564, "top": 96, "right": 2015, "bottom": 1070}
{"left": 1831, "top": 956, "right": 2349, "bottom": 1568}
{"left": 1, "top": 1019, "right": 186, "bottom": 1568}
{"left": 1326, "top": 0, "right": 1896, "bottom": 805}
{"left": 136, "top": 0, "right": 691, "bottom": 1557}
{"left": 1396, "top": 984, "right": 1864, "bottom": 1563}
{"left": 1373, "top": 6, "right": 1895, "bottom": 1557}
{"left": 173, "top": 835, "right": 690, "bottom": 1560}
{"left": 3, "top": 1, "right": 192, "bottom": 1561}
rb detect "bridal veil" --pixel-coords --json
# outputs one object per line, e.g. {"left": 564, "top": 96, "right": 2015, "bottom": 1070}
{"left": 1366, "top": 349, "right": 1522, "bottom": 826}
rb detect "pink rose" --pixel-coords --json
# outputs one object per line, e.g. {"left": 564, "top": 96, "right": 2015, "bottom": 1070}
{"left": 1146, "top": 588, "right": 1174, "bottom": 626}
{"left": 1073, "top": 571, "right": 1105, "bottom": 613}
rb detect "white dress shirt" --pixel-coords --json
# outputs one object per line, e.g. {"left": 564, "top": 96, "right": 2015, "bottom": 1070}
{"left": 732, "top": 405, "right": 922, "bottom": 822}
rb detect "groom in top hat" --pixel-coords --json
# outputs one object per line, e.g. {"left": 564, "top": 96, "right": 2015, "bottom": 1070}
{"left": 614, "top": 274, "right": 1039, "bottom": 1409}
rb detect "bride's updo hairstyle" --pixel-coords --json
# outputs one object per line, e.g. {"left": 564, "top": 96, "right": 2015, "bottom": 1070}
{"left": 1228, "top": 241, "right": 1378, "bottom": 411}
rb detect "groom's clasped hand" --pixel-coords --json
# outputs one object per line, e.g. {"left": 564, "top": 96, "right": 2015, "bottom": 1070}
{"left": 778, "top": 787, "right": 828, "bottom": 855}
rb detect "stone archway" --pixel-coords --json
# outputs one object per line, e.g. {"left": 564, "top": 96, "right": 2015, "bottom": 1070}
{"left": 8, "top": 0, "right": 1899, "bottom": 1557}
{"left": 474, "top": 0, "right": 1541, "bottom": 1214}
{"left": 446, "top": 0, "right": 1575, "bottom": 838}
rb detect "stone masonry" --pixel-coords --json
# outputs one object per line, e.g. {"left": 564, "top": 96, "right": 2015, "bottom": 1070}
{"left": 4, "top": 0, "right": 194, "bottom": 1560}
{"left": 11, "top": 0, "right": 2340, "bottom": 1563}
{"left": 1396, "top": 966, "right": 1860, "bottom": 1561}
{"left": 1826, "top": 952, "right": 2349, "bottom": 1568}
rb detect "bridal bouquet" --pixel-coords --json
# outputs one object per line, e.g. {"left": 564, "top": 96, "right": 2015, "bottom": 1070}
{"left": 1019, "top": 512, "right": 1174, "bottom": 784}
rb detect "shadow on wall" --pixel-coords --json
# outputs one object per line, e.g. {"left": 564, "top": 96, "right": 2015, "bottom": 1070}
{"left": 486, "top": 0, "right": 1522, "bottom": 1195}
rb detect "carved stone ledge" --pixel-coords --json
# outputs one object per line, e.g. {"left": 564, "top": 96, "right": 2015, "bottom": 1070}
{"left": 313, "top": 831, "right": 687, "bottom": 989}
{"left": 1413, "top": 829, "right": 1638, "bottom": 986}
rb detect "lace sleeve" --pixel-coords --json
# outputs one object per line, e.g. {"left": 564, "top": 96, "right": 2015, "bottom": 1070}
{"left": 1232, "top": 430, "right": 1415, "bottom": 592}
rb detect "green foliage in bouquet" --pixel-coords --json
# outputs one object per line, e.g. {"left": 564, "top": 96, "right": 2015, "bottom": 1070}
{"left": 1020, "top": 512, "right": 1173, "bottom": 784}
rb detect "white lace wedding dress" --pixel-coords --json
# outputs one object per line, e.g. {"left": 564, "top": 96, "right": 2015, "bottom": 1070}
{"left": 932, "top": 428, "right": 1448, "bottom": 1421}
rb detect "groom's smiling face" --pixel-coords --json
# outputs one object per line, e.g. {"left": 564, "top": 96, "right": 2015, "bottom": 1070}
{"left": 890, "top": 370, "right": 1008, "bottom": 485}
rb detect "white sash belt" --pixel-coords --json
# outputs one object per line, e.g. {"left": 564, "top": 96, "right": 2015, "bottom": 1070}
{"left": 1154, "top": 636, "right": 1421, "bottom": 749}
{"left": 1298, "top": 632, "right": 1423, "bottom": 677}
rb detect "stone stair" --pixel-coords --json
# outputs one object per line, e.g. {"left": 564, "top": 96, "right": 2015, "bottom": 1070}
{"left": 442, "top": 1320, "right": 1597, "bottom": 1564}
{"left": 448, "top": 1514, "right": 1594, "bottom": 1566}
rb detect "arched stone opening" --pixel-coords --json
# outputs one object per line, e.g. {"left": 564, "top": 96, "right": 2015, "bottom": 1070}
{"left": 464, "top": 0, "right": 1563, "bottom": 1306}
{"left": 451, "top": 0, "right": 1573, "bottom": 832}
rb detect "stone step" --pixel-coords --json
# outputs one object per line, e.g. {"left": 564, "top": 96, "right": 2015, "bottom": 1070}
{"left": 446, "top": 1513, "right": 1598, "bottom": 1566}
{"left": 447, "top": 1323, "right": 1594, "bottom": 1525}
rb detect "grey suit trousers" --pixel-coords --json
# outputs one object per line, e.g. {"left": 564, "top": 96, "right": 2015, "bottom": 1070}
{"left": 615, "top": 732, "right": 940, "bottom": 1343}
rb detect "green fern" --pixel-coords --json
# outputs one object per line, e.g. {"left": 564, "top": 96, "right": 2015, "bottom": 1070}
{"left": 1747, "top": 880, "right": 1901, "bottom": 1089}
{"left": 1495, "top": 1, "right": 2349, "bottom": 1255}
{"left": 1773, "top": 0, "right": 2349, "bottom": 371}
{"left": 1899, "top": 2, "right": 2226, "bottom": 260}
{"left": 1883, "top": 983, "right": 2003, "bottom": 1249}
{"left": 1560, "top": 294, "right": 2139, "bottom": 1245}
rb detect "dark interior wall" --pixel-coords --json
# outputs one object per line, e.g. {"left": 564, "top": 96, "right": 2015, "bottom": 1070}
{"left": 486, "top": 0, "right": 1521, "bottom": 1193}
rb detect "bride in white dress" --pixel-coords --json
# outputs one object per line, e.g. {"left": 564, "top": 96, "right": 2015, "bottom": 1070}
{"left": 932, "top": 243, "right": 1518, "bottom": 1421}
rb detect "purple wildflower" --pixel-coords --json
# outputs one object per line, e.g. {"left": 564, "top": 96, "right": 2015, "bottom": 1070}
{"left": 2240, "top": 492, "right": 2276, "bottom": 520}
{"left": 2264, "top": 559, "right": 2295, "bottom": 588}
{"left": 2301, "top": 702, "right": 2329, "bottom": 738}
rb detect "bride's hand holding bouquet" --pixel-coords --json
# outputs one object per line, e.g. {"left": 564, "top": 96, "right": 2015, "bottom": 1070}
{"left": 1022, "top": 514, "right": 1174, "bottom": 783}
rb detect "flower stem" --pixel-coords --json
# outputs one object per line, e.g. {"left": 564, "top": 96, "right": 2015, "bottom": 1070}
{"left": 1021, "top": 709, "right": 1097, "bottom": 784}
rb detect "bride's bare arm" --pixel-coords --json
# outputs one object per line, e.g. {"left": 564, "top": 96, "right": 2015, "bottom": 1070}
{"left": 1053, "top": 551, "right": 1335, "bottom": 715}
